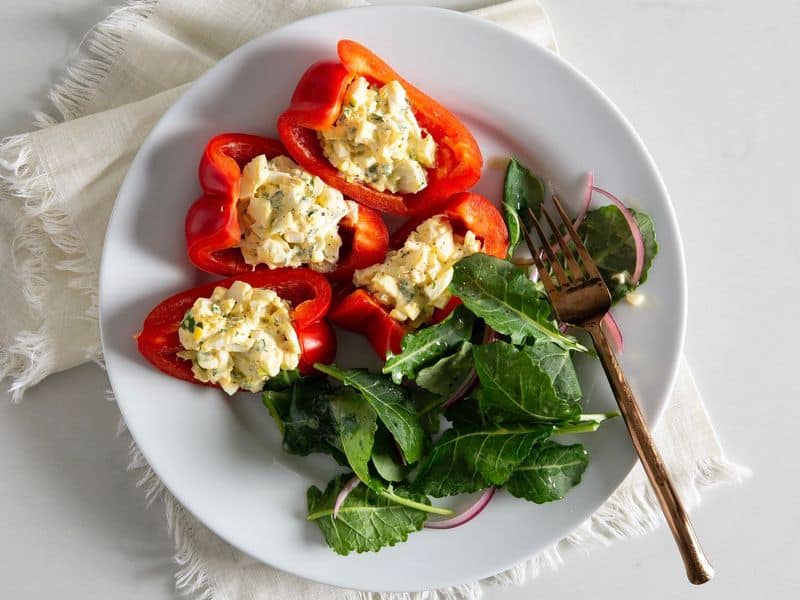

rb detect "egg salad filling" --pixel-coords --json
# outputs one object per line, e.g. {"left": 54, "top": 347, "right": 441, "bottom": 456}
{"left": 318, "top": 77, "right": 437, "bottom": 194}
{"left": 238, "top": 154, "right": 359, "bottom": 272}
{"left": 353, "top": 215, "right": 482, "bottom": 328}
{"left": 177, "top": 280, "right": 301, "bottom": 395}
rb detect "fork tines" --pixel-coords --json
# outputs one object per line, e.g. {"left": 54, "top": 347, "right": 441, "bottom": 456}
{"left": 521, "top": 195, "right": 602, "bottom": 291}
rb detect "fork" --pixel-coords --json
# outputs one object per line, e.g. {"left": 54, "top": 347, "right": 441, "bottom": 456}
{"left": 522, "top": 195, "right": 714, "bottom": 585}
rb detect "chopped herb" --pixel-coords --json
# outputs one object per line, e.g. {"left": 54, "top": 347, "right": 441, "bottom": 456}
{"left": 180, "top": 313, "right": 201, "bottom": 332}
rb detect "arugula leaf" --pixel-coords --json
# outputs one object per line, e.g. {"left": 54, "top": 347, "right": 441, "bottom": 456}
{"left": 382, "top": 306, "right": 474, "bottom": 384}
{"left": 507, "top": 442, "right": 589, "bottom": 503}
{"left": 444, "top": 393, "right": 486, "bottom": 428}
{"left": 413, "top": 389, "right": 444, "bottom": 437}
{"left": 279, "top": 378, "right": 342, "bottom": 458}
{"left": 503, "top": 158, "right": 546, "bottom": 258}
{"left": 415, "top": 341, "right": 475, "bottom": 397}
{"left": 522, "top": 341, "right": 582, "bottom": 403}
{"left": 450, "top": 254, "right": 585, "bottom": 351}
{"left": 473, "top": 341, "right": 581, "bottom": 424}
{"left": 330, "top": 390, "right": 378, "bottom": 488}
{"left": 314, "top": 364, "right": 425, "bottom": 464}
{"left": 307, "top": 475, "right": 429, "bottom": 555}
{"left": 371, "top": 427, "right": 407, "bottom": 482}
{"left": 262, "top": 369, "right": 301, "bottom": 391}
{"left": 578, "top": 205, "right": 658, "bottom": 302}
{"left": 412, "top": 424, "right": 553, "bottom": 497}
{"left": 262, "top": 390, "right": 290, "bottom": 434}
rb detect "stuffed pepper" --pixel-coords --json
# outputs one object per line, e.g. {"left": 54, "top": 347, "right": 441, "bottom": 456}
{"left": 329, "top": 192, "right": 508, "bottom": 357}
{"left": 185, "top": 133, "right": 389, "bottom": 281}
{"left": 278, "top": 40, "right": 482, "bottom": 216}
{"left": 136, "top": 269, "right": 336, "bottom": 395}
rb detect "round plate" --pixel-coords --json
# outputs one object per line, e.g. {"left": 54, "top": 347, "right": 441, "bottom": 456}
{"left": 99, "top": 5, "right": 686, "bottom": 593}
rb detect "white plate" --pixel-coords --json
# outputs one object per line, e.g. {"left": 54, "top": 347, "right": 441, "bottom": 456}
{"left": 99, "top": 5, "right": 686, "bottom": 592}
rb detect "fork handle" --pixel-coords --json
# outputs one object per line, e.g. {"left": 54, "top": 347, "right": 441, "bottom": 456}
{"left": 585, "top": 321, "right": 714, "bottom": 585}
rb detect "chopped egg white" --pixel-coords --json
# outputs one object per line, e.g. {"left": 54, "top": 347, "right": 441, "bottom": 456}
{"left": 611, "top": 272, "right": 628, "bottom": 286}
{"left": 318, "top": 77, "right": 437, "bottom": 194}
{"left": 238, "top": 154, "right": 359, "bottom": 272}
{"left": 353, "top": 215, "right": 482, "bottom": 328}
{"left": 177, "top": 280, "right": 301, "bottom": 395}
{"left": 625, "top": 291, "right": 646, "bottom": 307}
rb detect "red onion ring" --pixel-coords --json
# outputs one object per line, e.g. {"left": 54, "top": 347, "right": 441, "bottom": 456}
{"left": 572, "top": 171, "right": 594, "bottom": 231}
{"left": 527, "top": 250, "right": 546, "bottom": 283}
{"left": 441, "top": 371, "right": 477, "bottom": 409}
{"left": 333, "top": 476, "right": 360, "bottom": 520}
{"left": 590, "top": 186, "right": 645, "bottom": 285}
{"left": 394, "top": 440, "right": 408, "bottom": 466}
{"left": 424, "top": 487, "right": 496, "bottom": 529}
{"left": 601, "top": 312, "right": 624, "bottom": 353}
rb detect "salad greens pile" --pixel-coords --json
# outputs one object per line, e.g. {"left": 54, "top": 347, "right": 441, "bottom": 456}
{"left": 262, "top": 158, "right": 658, "bottom": 555}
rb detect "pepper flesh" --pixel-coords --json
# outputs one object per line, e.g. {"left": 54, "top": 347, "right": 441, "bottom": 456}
{"left": 185, "top": 133, "right": 388, "bottom": 280}
{"left": 278, "top": 40, "right": 483, "bottom": 216}
{"left": 136, "top": 269, "right": 336, "bottom": 387}
{"left": 329, "top": 192, "right": 508, "bottom": 358}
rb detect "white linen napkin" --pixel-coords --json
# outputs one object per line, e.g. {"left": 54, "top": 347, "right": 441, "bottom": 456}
{"left": 0, "top": 1, "right": 746, "bottom": 598}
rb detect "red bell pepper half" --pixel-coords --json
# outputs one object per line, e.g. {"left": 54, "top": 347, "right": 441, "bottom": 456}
{"left": 136, "top": 269, "right": 336, "bottom": 388}
{"left": 277, "top": 40, "right": 483, "bottom": 216}
{"left": 329, "top": 192, "right": 509, "bottom": 358}
{"left": 185, "top": 133, "right": 388, "bottom": 281}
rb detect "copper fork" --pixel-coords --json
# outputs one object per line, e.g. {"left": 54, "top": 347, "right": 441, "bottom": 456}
{"left": 522, "top": 195, "right": 714, "bottom": 585}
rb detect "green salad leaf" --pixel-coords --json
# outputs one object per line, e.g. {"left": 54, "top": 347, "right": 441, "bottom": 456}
{"left": 473, "top": 341, "right": 581, "bottom": 424}
{"left": 450, "top": 254, "right": 585, "bottom": 351}
{"left": 382, "top": 306, "right": 474, "bottom": 384}
{"left": 330, "top": 390, "right": 378, "bottom": 488}
{"left": 506, "top": 442, "right": 589, "bottom": 503}
{"left": 415, "top": 341, "right": 475, "bottom": 397}
{"left": 523, "top": 341, "right": 582, "bottom": 403}
{"left": 275, "top": 378, "right": 343, "bottom": 459}
{"left": 307, "top": 475, "right": 429, "bottom": 555}
{"left": 412, "top": 424, "right": 553, "bottom": 497}
{"left": 314, "top": 364, "right": 425, "bottom": 464}
{"left": 413, "top": 389, "right": 444, "bottom": 437}
{"left": 444, "top": 393, "right": 486, "bottom": 428}
{"left": 579, "top": 205, "right": 658, "bottom": 302}
{"left": 503, "top": 158, "right": 546, "bottom": 258}
{"left": 261, "top": 372, "right": 315, "bottom": 434}
{"left": 262, "top": 369, "right": 302, "bottom": 391}
{"left": 371, "top": 427, "right": 408, "bottom": 482}
{"left": 262, "top": 390, "right": 291, "bottom": 434}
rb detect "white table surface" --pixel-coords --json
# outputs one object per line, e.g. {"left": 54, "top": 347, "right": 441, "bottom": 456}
{"left": 1, "top": 1, "right": 798, "bottom": 598}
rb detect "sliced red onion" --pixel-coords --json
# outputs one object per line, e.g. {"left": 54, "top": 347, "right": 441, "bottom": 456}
{"left": 394, "top": 440, "right": 408, "bottom": 466}
{"left": 424, "top": 487, "right": 496, "bottom": 529}
{"left": 482, "top": 325, "right": 498, "bottom": 345}
{"left": 333, "top": 476, "right": 360, "bottom": 520}
{"left": 572, "top": 171, "right": 594, "bottom": 231}
{"left": 528, "top": 250, "right": 545, "bottom": 283}
{"left": 442, "top": 371, "right": 476, "bottom": 409}
{"left": 511, "top": 257, "right": 535, "bottom": 266}
{"left": 602, "top": 312, "right": 624, "bottom": 353}
{"left": 590, "top": 186, "right": 645, "bottom": 285}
